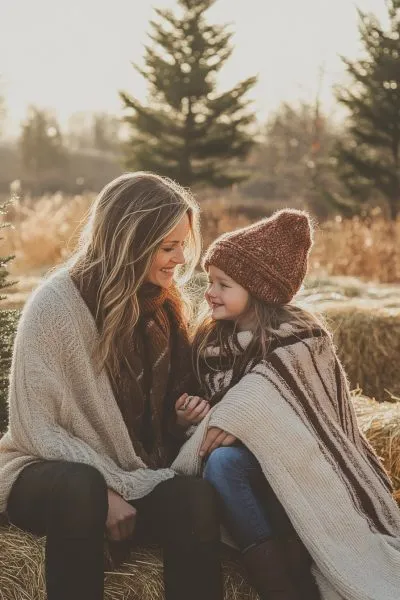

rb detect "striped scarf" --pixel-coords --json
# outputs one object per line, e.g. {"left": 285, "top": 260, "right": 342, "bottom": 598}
{"left": 172, "top": 325, "right": 400, "bottom": 599}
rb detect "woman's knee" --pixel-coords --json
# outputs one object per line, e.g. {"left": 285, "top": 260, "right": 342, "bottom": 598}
{"left": 187, "top": 478, "right": 220, "bottom": 543}
{"left": 203, "top": 445, "right": 257, "bottom": 487}
{"left": 49, "top": 463, "right": 108, "bottom": 536}
{"left": 162, "top": 477, "right": 220, "bottom": 544}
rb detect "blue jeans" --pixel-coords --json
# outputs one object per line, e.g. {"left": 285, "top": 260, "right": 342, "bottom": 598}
{"left": 204, "top": 445, "right": 293, "bottom": 552}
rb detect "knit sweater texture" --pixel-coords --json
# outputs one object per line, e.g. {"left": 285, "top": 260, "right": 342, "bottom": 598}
{"left": 0, "top": 269, "right": 176, "bottom": 513}
{"left": 172, "top": 328, "right": 400, "bottom": 600}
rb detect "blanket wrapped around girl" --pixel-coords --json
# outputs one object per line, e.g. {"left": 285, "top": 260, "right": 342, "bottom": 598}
{"left": 172, "top": 209, "right": 400, "bottom": 600}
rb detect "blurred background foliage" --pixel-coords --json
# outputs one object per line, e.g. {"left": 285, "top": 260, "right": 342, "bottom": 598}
{"left": 0, "top": 0, "right": 399, "bottom": 221}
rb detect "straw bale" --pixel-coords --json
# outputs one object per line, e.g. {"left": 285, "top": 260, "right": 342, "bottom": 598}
{"left": 353, "top": 393, "right": 400, "bottom": 497}
{"left": 325, "top": 305, "right": 400, "bottom": 402}
{"left": 298, "top": 295, "right": 400, "bottom": 403}
{"left": 0, "top": 525, "right": 258, "bottom": 600}
{"left": 299, "top": 276, "right": 400, "bottom": 402}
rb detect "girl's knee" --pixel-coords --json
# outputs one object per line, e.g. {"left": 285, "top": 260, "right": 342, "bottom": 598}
{"left": 204, "top": 445, "right": 255, "bottom": 485}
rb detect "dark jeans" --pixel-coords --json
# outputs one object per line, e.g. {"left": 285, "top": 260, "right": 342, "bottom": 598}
{"left": 7, "top": 460, "right": 223, "bottom": 600}
{"left": 204, "top": 445, "right": 295, "bottom": 551}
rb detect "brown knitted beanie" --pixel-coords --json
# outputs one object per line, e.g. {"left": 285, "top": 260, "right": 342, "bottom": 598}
{"left": 203, "top": 209, "right": 314, "bottom": 304}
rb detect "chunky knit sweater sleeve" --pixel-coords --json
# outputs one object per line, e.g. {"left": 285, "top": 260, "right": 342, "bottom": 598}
{"left": 9, "top": 332, "right": 125, "bottom": 477}
{"left": 0, "top": 272, "right": 175, "bottom": 512}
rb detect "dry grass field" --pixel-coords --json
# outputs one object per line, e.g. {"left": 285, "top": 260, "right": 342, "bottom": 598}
{"left": 1, "top": 192, "right": 400, "bottom": 307}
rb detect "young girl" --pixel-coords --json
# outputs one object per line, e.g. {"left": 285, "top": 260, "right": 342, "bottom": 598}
{"left": 172, "top": 209, "right": 400, "bottom": 600}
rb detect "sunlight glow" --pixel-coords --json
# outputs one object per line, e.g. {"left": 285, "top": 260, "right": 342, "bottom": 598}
{"left": 0, "top": 0, "right": 390, "bottom": 137}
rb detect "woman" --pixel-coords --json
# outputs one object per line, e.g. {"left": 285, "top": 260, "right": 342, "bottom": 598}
{"left": 0, "top": 172, "right": 222, "bottom": 600}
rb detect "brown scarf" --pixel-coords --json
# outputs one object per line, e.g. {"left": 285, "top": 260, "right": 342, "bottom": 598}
{"left": 71, "top": 271, "right": 196, "bottom": 468}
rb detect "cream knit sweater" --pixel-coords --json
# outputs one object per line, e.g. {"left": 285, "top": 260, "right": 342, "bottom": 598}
{"left": 0, "top": 269, "right": 175, "bottom": 514}
{"left": 172, "top": 330, "right": 400, "bottom": 600}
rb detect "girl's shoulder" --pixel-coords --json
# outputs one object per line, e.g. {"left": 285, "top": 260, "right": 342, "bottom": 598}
{"left": 273, "top": 322, "right": 330, "bottom": 347}
{"left": 253, "top": 325, "right": 336, "bottom": 374}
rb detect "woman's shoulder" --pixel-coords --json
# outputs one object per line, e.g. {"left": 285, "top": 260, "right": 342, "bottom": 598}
{"left": 18, "top": 268, "right": 86, "bottom": 334}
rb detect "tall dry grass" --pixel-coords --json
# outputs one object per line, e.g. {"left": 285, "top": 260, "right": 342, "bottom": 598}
{"left": 311, "top": 210, "right": 400, "bottom": 283}
{"left": 2, "top": 193, "right": 93, "bottom": 274}
{"left": 1, "top": 193, "right": 400, "bottom": 284}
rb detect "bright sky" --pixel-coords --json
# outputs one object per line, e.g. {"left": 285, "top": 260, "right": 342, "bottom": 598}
{"left": 0, "top": 0, "right": 390, "bottom": 137}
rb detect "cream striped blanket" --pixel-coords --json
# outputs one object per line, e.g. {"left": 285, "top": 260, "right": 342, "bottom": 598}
{"left": 172, "top": 327, "right": 400, "bottom": 600}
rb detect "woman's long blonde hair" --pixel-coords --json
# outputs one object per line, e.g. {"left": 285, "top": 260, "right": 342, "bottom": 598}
{"left": 69, "top": 172, "right": 201, "bottom": 378}
{"left": 192, "top": 291, "right": 327, "bottom": 390}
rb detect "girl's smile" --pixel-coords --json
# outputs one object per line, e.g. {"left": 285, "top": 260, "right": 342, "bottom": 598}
{"left": 206, "top": 265, "right": 250, "bottom": 325}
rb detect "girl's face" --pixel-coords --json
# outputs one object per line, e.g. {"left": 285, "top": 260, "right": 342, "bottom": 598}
{"left": 205, "top": 265, "right": 251, "bottom": 327}
{"left": 147, "top": 213, "right": 190, "bottom": 288}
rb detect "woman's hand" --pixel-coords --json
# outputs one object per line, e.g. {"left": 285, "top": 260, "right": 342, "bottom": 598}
{"left": 175, "top": 393, "right": 211, "bottom": 428}
{"left": 106, "top": 489, "right": 137, "bottom": 542}
{"left": 199, "top": 427, "right": 237, "bottom": 458}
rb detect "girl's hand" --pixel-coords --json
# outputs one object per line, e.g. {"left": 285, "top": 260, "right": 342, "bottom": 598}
{"left": 175, "top": 393, "right": 211, "bottom": 427}
{"left": 199, "top": 426, "right": 237, "bottom": 457}
{"left": 106, "top": 489, "right": 137, "bottom": 541}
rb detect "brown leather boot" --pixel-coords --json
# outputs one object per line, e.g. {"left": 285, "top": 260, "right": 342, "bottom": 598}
{"left": 284, "top": 536, "right": 321, "bottom": 600}
{"left": 241, "top": 539, "right": 301, "bottom": 600}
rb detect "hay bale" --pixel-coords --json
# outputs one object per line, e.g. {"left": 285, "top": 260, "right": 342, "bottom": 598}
{"left": 353, "top": 394, "right": 400, "bottom": 499}
{"left": 0, "top": 524, "right": 259, "bottom": 600}
{"left": 299, "top": 277, "right": 400, "bottom": 402}
{"left": 321, "top": 304, "right": 400, "bottom": 402}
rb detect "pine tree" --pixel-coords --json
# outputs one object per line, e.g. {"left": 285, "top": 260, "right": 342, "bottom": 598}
{"left": 248, "top": 101, "right": 345, "bottom": 218}
{"left": 20, "top": 106, "right": 66, "bottom": 180}
{"left": 120, "top": 0, "right": 257, "bottom": 187}
{"left": 0, "top": 202, "right": 18, "bottom": 434}
{"left": 336, "top": 0, "right": 400, "bottom": 219}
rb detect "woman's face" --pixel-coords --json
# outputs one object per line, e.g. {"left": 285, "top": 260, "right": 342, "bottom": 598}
{"left": 146, "top": 213, "right": 190, "bottom": 288}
